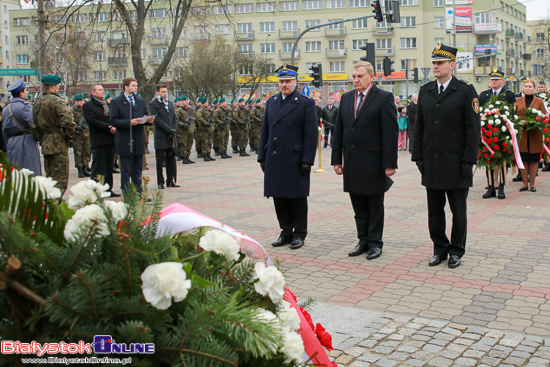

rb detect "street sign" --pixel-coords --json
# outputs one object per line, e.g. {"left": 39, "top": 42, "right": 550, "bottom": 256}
{"left": 509, "top": 76, "right": 514, "bottom": 83}
{"left": 421, "top": 68, "right": 431, "bottom": 78}
{"left": 0, "top": 68, "right": 39, "bottom": 76}
{"left": 302, "top": 85, "right": 310, "bottom": 96}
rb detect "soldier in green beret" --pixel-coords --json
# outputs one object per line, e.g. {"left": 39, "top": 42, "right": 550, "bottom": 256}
{"left": 32, "top": 74, "right": 75, "bottom": 197}
{"left": 212, "top": 98, "right": 232, "bottom": 159}
{"left": 249, "top": 98, "right": 263, "bottom": 154}
{"left": 194, "top": 98, "right": 204, "bottom": 158}
{"left": 71, "top": 94, "right": 91, "bottom": 178}
{"left": 175, "top": 96, "right": 196, "bottom": 164}
{"left": 196, "top": 98, "right": 216, "bottom": 161}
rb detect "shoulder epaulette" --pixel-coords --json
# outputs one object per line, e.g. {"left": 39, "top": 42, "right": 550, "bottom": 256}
{"left": 420, "top": 81, "right": 432, "bottom": 88}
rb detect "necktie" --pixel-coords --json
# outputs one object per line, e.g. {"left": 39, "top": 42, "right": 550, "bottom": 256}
{"left": 356, "top": 93, "right": 364, "bottom": 115}
{"left": 130, "top": 96, "right": 135, "bottom": 107}
{"left": 439, "top": 85, "right": 444, "bottom": 95}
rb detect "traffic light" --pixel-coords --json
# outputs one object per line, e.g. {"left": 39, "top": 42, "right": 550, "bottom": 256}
{"left": 383, "top": 57, "right": 394, "bottom": 77}
{"left": 371, "top": 0, "right": 384, "bottom": 23}
{"left": 309, "top": 63, "right": 323, "bottom": 88}
{"left": 384, "top": 0, "right": 400, "bottom": 23}
{"left": 412, "top": 68, "right": 419, "bottom": 83}
{"left": 359, "top": 43, "right": 376, "bottom": 67}
{"left": 484, "top": 48, "right": 492, "bottom": 61}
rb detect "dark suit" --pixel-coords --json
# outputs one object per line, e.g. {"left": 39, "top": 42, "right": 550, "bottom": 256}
{"left": 110, "top": 93, "right": 150, "bottom": 194}
{"left": 479, "top": 87, "right": 516, "bottom": 107}
{"left": 258, "top": 89, "right": 318, "bottom": 240}
{"left": 321, "top": 104, "right": 338, "bottom": 147}
{"left": 331, "top": 85, "right": 398, "bottom": 249}
{"left": 412, "top": 77, "right": 481, "bottom": 258}
{"left": 148, "top": 98, "right": 178, "bottom": 186}
{"left": 406, "top": 102, "right": 417, "bottom": 153}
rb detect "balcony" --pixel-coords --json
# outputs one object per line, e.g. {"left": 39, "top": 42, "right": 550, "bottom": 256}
{"left": 505, "top": 28, "right": 514, "bottom": 38}
{"left": 108, "top": 57, "right": 127, "bottom": 66}
{"left": 107, "top": 38, "right": 126, "bottom": 47}
{"left": 385, "top": 46, "right": 395, "bottom": 56}
{"left": 373, "top": 26, "right": 394, "bottom": 35}
{"left": 279, "top": 49, "right": 300, "bottom": 60}
{"left": 279, "top": 29, "right": 299, "bottom": 39}
{"left": 151, "top": 58, "right": 163, "bottom": 65}
{"left": 505, "top": 67, "right": 516, "bottom": 76}
{"left": 324, "top": 26, "right": 346, "bottom": 37}
{"left": 189, "top": 33, "right": 210, "bottom": 41}
{"left": 149, "top": 36, "right": 168, "bottom": 45}
{"left": 326, "top": 47, "right": 347, "bottom": 58}
{"left": 234, "top": 31, "right": 255, "bottom": 41}
{"left": 523, "top": 53, "right": 532, "bottom": 60}
{"left": 506, "top": 49, "right": 515, "bottom": 57}
{"left": 515, "top": 32, "right": 524, "bottom": 40}
{"left": 473, "top": 22, "right": 502, "bottom": 34}
{"left": 237, "top": 51, "right": 255, "bottom": 60}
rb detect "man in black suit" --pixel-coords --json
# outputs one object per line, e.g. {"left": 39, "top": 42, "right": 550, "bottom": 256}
{"left": 412, "top": 44, "right": 481, "bottom": 269}
{"left": 406, "top": 94, "right": 418, "bottom": 154}
{"left": 148, "top": 85, "right": 179, "bottom": 190}
{"left": 258, "top": 64, "right": 318, "bottom": 250}
{"left": 110, "top": 77, "right": 154, "bottom": 196}
{"left": 321, "top": 97, "right": 338, "bottom": 148}
{"left": 331, "top": 61, "right": 398, "bottom": 261}
{"left": 83, "top": 84, "right": 120, "bottom": 197}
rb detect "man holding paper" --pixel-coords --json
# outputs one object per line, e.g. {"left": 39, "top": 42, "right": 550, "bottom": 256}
{"left": 110, "top": 77, "right": 154, "bottom": 196}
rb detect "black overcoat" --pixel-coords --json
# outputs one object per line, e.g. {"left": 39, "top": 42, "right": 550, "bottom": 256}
{"left": 411, "top": 77, "right": 481, "bottom": 190}
{"left": 257, "top": 89, "right": 318, "bottom": 198}
{"left": 110, "top": 94, "right": 150, "bottom": 156}
{"left": 148, "top": 99, "right": 177, "bottom": 150}
{"left": 83, "top": 98, "right": 114, "bottom": 149}
{"left": 478, "top": 87, "right": 516, "bottom": 107}
{"left": 331, "top": 85, "right": 398, "bottom": 195}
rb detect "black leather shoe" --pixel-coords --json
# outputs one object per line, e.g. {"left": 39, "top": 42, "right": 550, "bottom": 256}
{"left": 530, "top": 187, "right": 537, "bottom": 192}
{"left": 197, "top": 153, "right": 204, "bottom": 158}
{"left": 366, "top": 247, "right": 382, "bottom": 260}
{"left": 109, "top": 191, "right": 121, "bottom": 198}
{"left": 176, "top": 155, "right": 182, "bottom": 161}
{"left": 77, "top": 168, "right": 84, "bottom": 178}
{"left": 167, "top": 182, "right": 180, "bottom": 188}
{"left": 448, "top": 255, "right": 461, "bottom": 268}
{"left": 290, "top": 238, "right": 304, "bottom": 250}
{"left": 429, "top": 254, "right": 447, "bottom": 266}
{"left": 519, "top": 186, "right": 528, "bottom": 192}
{"left": 113, "top": 167, "right": 121, "bottom": 173}
{"left": 187, "top": 156, "right": 195, "bottom": 164}
{"left": 158, "top": 184, "right": 165, "bottom": 190}
{"left": 348, "top": 243, "right": 369, "bottom": 257}
{"left": 512, "top": 174, "right": 522, "bottom": 182}
{"left": 271, "top": 236, "right": 292, "bottom": 247}
{"left": 542, "top": 165, "right": 550, "bottom": 172}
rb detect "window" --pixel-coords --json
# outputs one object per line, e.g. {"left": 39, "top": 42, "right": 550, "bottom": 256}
{"left": 239, "top": 64, "right": 252, "bottom": 75}
{"left": 153, "top": 48, "right": 167, "bottom": 58}
{"left": 113, "top": 49, "right": 126, "bottom": 58}
{"left": 77, "top": 72, "right": 87, "bottom": 82}
{"left": 282, "top": 21, "right": 298, "bottom": 32}
{"left": 216, "top": 24, "right": 230, "bottom": 35}
{"left": 283, "top": 42, "right": 294, "bottom": 52}
{"left": 112, "top": 31, "right": 125, "bottom": 40}
{"left": 375, "top": 19, "right": 389, "bottom": 28}
{"left": 93, "top": 32, "right": 105, "bottom": 42}
{"left": 70, "top": 13, "right": 87, "bottom": 23}
{"left": 400, "top": 17, "right": 416, "bottom": 27}
{"left": 328, "top": 20, "right": 344, "bottom": 30}
{"left": 399, "top": 0, "right": 417, "bottom": 5}
{"left": 535, "top": 48, "right": 546, "bottom": 58}
{"left": 352, "top": 19, "right": 368, "bottom": 29}
{"left": 16, "top": 35, "right": 28, "bottom": 45}
{"left": 17, "top": 54, "right": 29, "bottom": 64}
{"left": 235, "top": 4, "right": 254, "bottom": 13}
{"left": 261, "top": 43, "right": 275, "bottom": 53}
{"left": 306, "top": 20, "right": 321, "bottom": 31}
{"left": 257, "top": 3, "right": 276, "bottom": 12}
{"left": 434, "top": 37, "right": 444, "bottom": 46}
{"left": 94, "top": 51, "right": 106, "bottom": 61}
{"left": 434, "top": 0, "right": 443, "bottom": 6}
{"left": 350, "top": 0, "right": 369, "bottom": 7}
{"left": 536, "top": 33, "right": 545, "bottom": 41}
{"left": 213, "top": 5, "right": 232, "bottom": 14}
{"left": 191, "top": 7, "right": 210, "bottom": 16}
{"left": 91, "top": 12, "right": 107, "bottom": 22}
{"left": 303, "top": 0, "right": 322, "bottom": 10}
{"left": 94, "top": 71, "right": 106, "bottom": 81}
{"left": 14, "top": 18, "right": 30, "bottom": 26}
{"left": 239, "top": 44, "right": 253, "bottom": 53}
{"left": 152, "top": 28, "right": 166, "bottom": 38}
{"left": 376, "top": 60, "right": 383, "bottom": 72}
{"left": 279, "top": 1, "right": 299, "bottom": 11}
{"left": 475, "top": 12, "right": 491, "bottom": 24}
{"left": 434, "top": 17, "right": 444, "bottom": 28}
{"left": 129, "top": 11, "right": 138, "bottom": 19}
{"left": 114, "top": 70, "right": 126, "bottom": 81}
{"left": 149, "top": 9, "right": 167, "bottom": 18}
{"left": 400, "top": 37, "right": 417, "bottom": 49}
{"left": 329, "top": 61, "right": 345, "bottom": 72}
{"left": 329, "top": 40, "right": 345, "bottom": 50}
{"left": 260, "top": 22, "right": 275, "bottom": 33}
{"left": 141, "top": 49, "right": 146, "bottom": 59}
{"left": 376, "top": 38, "right": 392, "bottom": 49}
{"left": 237, "top": 23, "right": 253, "bottom": 35}
{"left": 400, "top": 59, "right": 416, "bottom": 70}
{"left": 306, "top": 41, "right": 321, "bottom": 52}
{"left": 326, "top": 0, "right": 345, "bottom": 8}
{"left": 352, "top": 39, "right": 368, "bottom": 50}
{"left": 56, "top": 53, "right": 66, "bottom": 63}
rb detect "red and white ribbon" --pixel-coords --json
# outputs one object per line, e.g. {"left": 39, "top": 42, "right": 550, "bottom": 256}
{"left": 505, "top": 119, "right": 524, "bottom": 170}
{"left": 543, "top": 144, "right": 550, "bottom": 158}
{"left": 481, "top": 138, "right": 495, "bottom": 154}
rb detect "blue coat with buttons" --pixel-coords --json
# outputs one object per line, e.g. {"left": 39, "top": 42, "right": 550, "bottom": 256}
{"left": 258, "top": 89, "right": 318, "bottom": 198}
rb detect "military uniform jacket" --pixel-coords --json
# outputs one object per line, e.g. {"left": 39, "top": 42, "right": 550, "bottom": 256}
{"left": 331, "top": 85, "right": 398, "bottom": 195}
{"left": 109, "top": 94, "right": 150, "bottom": 156}
{"left": 479, "top": 87, "right": 516, "bottom": 107}
{"left": 197, "top": 107, "right": 214, "bottom": 132}
{"left": 252, "top": 107, "right": 263, "bottom": 126}
{"left": 71, "top": 104, "right": 89, "bottom": 138}
{"left": 411, "top": 77, "right": 481, "bottom": 190}
{"left": 257, "top": 89, "right": 318, "bottom": 198}
{"left": 237, "top": 106, "right": 250, "bottom": 129}
{"left": 176, "top": 106, "right": 196, "bottom": 134}
{"left": 213, "top": 107, "right": 231, "bottom": 130}
{"left": 32, "top": 91, "right": 75, "bottom": 155}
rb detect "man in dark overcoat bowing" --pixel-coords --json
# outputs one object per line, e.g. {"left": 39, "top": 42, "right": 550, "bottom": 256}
{"left": 331, "top": 61, "right": 398, "bottom": 261}
{"left": 412, "top": 44, "right": 481, "bottom": 269}
{"left": 258, "top": 64, "right": 318, "bottom": 250}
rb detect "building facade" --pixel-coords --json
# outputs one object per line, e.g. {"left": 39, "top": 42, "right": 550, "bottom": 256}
{"left": 526, "top": 20, "right": 550, "bottom": 84}
{"left": 0, "top": 0, "right": 21, "bottom": 99}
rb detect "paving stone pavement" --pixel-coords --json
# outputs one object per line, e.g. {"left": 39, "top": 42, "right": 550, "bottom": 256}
{"left": 62, "top": 143, "right": 550, "bottom": 366}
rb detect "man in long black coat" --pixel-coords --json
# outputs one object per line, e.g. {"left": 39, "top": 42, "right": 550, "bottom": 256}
{"left": 110, "top": 77, "right": 154, "bottom": 196}
{"left": 148, "top": 85, "right": 179, "bottom": 189}
{"left": 331, "top": 61, "right": 398, "bottom": 261}
{"left": 412, "top": 44, "right": 481, "bottom": 269}
{"left": 321, "top": 97, "right": 338, "bottom": 148}
{"left": 258, "top": 64, "right": 318, "bottom": 250}
{"left": 406, "top": 94, "right": 418, "bottom": 154}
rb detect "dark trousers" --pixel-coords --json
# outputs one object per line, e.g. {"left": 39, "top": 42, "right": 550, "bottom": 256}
{"left": 324, "top": 126, "right": 334, "bottom": 147}
{"left": 273, "top": 197, "right": 308, "bottom": 240}
{"left": 349, "top": 193, "right": 385, "bottom": 248}
{"left": 120, "top": 154, "right": 143, "bottom": 194}
{"left": 426, "top": 188, "right": 469, "bottom": 258}
{"left": 91, "top": 145, "right": 115, "bottom": 191}
{"left": 408, "top": 129, "right": 414, "bottom": 153}
{"left": 155, "top": 148, "right": 177, "bottom": 185}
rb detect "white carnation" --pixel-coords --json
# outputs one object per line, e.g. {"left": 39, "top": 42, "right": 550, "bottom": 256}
{"left": 484, "top": 108, "right": 490, "bottom": 113}
{"left": 253, "top": 308, "right": 281, "bottom": 352}
{"left": 480, "top": 121, "right": 485, "bottom": 126}
{"left": 280, "top": 327, "right": 305, "bottom": 363}
{"left": 254, "top": 262, "right": 285, "bottom": 303}
{"left": 34, "top": 176, "right": 62, "bottom": 199}
{"left": 504, "top": 105, "right": 509, "bottom": 110}
{"left": 495, "top": 101, "right": 501, "bottom": 105}
{"left": 494, "top": 119, "right": 501, "bottom": 125}
{"left": 68, "top": 180, "right": 110, "bottom": 209}
{"left": 199, "top": 229, "right": 241, "bottom": 261}
{"left": 141, "top": 262, "right": 192, "bottom": 310}
{"left": 505, "top": 111, "right": 510, "bottom": 116}
{"left": 501, "top": 126, "right": 507, "bottom": 132}
{"left": 278, "top": 301, "right": 301, "bottom": 332}
{"left": 104, "top": 200, "right": 128, "bottom": 221}
{"left": 64, "top": 204, "right": 109, "bottom": 241}
{"left": 514, "top": 115, "right": 519, "bottom": 120}
{"left": 19, "top": 168, "right": 34, "bottom": 177}
{"left": 488, "top": 104, "right": 494, "bottom": 109}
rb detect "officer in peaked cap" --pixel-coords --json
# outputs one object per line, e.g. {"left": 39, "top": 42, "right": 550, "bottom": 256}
{"left": 412, "top": 44, "right": 481, "bottom": 269}
{"left": 257, "top": 64, "right": 318, "bottom": 250}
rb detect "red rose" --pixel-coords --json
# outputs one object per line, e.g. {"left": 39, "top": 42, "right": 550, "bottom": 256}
{"left": 484, "top": 153, "right": 488, "bottom": 158}
{"left": 492, "top": 128, "right": 498, "bottom": 132}
{"left": 502, "top": 142, "right": 508, "bottom": 147}
{"left": 487, "top": 160, "right": 491, "bottom": 163}
{"left": 487, "top": 124, "right": 493, "bottom": 129}
{"left": 492, "top": 137, "right": 498, "bottom": 143}
{"left": 544, "top": 128, "right": 549, "bottom": 133}
{"left": 300, "top": 307, "right": 315, "bottom": 331}
{"left": 493, "top": 145, "right": 499, "bottom": 150}
{"left": 481, "top": 128, "right": 486, "bottom": 133}
{"left": 483, "top": 147, "right": 488, "bottom": 151}
{"left": 486, "top": 131, "right": 492, "bottom": 137}
{"left": 315, "top": 323, "right": 334, "bottom": 351}
{"left": 478, "top": 150, "right": 481, "bottom": 154}
{"left": 536, "top": 116, "right": 541, "bottom": 122}
{"left": 503, "top": 148, "right": 507, "bottom": 152}
{"left": 490, "top": 154, "right": 495, "bottom": 158}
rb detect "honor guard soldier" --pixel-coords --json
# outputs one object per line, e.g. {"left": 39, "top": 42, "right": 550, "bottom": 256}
{"left": 211, "top": 99, "right": 221, "bottom": 156}
{"left": 32, "top": 74, "right": 76, "bottom": 197}
{"left": 212, "top": 98, "right": 232, "bottom": 159}
{"left": 231, "top": 98, "right": 244, "bottom": 154}
{"left": 72, "top": 94, "right": 92, "bottom": 178}
{"left": 196, "top": 98, "right": 216, "bottom": 161}
{"left": 176, "top": 96, "right": 196, "bottom": 164}
{"left": 249, "top": 98, "right": 263, "bottom": 154}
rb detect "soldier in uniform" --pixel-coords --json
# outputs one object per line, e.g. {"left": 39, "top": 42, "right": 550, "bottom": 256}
{"left": 235, "top": 99, "right": 251, "bottom": 156}
{"left": 231, "top": 98, "right": 243, "bottom": 154}
{"left": 211, "top": 99, "right": 221, "bottom": 157}
{"left": 32, "top": 74, "right": 75, "bottom": 197}
{"left": 212, "top": 98, "right": 232, "bottom": 159}
{"left": 71, "top": 94, "right": 92, "bottom": 178}
{"left": 196, "top": 98, "right": 216, "bottom": 161}
{"left": 194, "top": 98, "right": 204, "bottom": 158}
{"left": 412, "top": 44, "right": 481, "bottom": 269}
{"left": 175, "top": 96, "right": 196, "bottom": 165}
{"left": 478, "top": 70, "right": 516, "bottom": 200}
{"left": 249, "top": 98, "right": 263, "bottom": 154}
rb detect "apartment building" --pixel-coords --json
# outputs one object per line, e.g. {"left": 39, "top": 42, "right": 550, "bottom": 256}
{"left": 0, "top": 0, "right": 21, "bottom": 100}
{"left": 7, "top": 0, "right": 529, "bottom": 102}
{"left": 526, "top": 20, "right": 549, "bottom": 83}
